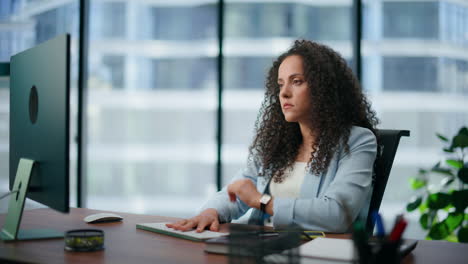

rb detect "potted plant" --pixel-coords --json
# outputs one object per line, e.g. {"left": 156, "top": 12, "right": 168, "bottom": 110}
{"left": 406, "top": 127, "right": 468, "bottom": 242}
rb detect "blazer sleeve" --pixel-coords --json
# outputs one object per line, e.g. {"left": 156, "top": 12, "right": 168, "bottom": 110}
{"left": 199, "top": 158, "right": 260, "bottom": 223}
{"left": 272, "top": 127, "right": 377, "bottom": 232}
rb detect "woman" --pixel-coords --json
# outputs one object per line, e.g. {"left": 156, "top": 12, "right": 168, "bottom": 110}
{"left": 167, "top": 40, "right": 379, "bottom": 233}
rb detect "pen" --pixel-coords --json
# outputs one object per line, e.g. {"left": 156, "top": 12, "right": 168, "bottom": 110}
{"left": 389, "top": 217, "right": 407, "bottom": 242}
{"left": 266, "top": 230, "right": 324, "bottom": 235}
{"left": 393, "top": 214, "right": 403, "bottom": 229}
{"left": 352, "top": 220, "right": 370, "bottom": 263}
{"left": 258, "top": 233, "right": 279, "bottom": 237}
{"left": 372, "top": 211, "right": 385, "bottom": 237}
{"left": 240, "top": 230, "right": 281, "bottom": 238}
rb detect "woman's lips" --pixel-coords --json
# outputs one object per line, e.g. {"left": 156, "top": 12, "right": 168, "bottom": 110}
{"left": 283, "top": 104, "right": 293, "bottom": 109}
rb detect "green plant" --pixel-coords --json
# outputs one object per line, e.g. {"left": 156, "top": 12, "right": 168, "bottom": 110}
{"left": 406, "top": 127, "right": 468, "bottom": 242}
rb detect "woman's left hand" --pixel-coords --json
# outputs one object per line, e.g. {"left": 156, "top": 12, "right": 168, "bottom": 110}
{"left": 227, "top": 179, "right": 262, "bottom": 209}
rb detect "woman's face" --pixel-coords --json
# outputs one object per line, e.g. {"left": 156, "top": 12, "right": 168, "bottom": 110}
{"left": 278, "top": 55, "right": 312, "bottom": 123}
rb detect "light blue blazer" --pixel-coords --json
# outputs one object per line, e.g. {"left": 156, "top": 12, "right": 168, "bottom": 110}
{"left": 201, "top": 126, "right": 377, "bottom": 232}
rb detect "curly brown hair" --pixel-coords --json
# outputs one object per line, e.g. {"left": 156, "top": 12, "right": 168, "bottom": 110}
{"left": 249, "top": 40, "right": 379, "bottom": 183}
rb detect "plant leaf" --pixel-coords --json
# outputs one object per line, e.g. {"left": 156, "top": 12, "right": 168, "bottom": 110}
{"left": 457, "top": 226, "right": 468, "bottom": 243}
{"left": 440, "top": 177, "right": 455, "bottom": 188}
{"left": 452, "top": 134, "right": 468, "bottom": 149}
{"left": 446, "top": 234, "right": 459, "bottom": 242}
{"left": 458, "top": 127, "right": 468, "bottom": 137}
{"left": 418, "top": 201, "right": 428, "bottom": 213}
{"left": 443, "top": 204, "right": 454, "bottom": 212}
{"left": 436, "top": 133, "right": 449, "bottom": 142}
{"left": 428, "top": 192, "right": 451, "bottom": 210}
{"left": 419, "top": 212, "right": 436, "bottom": 230}
{"left": 407, "top": 196, "right": 422, "bottom": 212}
{"left": 418, "top": 168, "right": 428, "bottom": 174}
{"left": 428, "top": 222, "right": 450, "bottom": 240}
{"left": 443, "top": 147, "right": 454, "bottom": 153}
{"left": 452, "top": 190, "right": 468, "bottom": 212}
{"left": 458, "top": 168, "right": 468, "bottom": 184}
{"left": 446, "top": 159, "right": 463, "bottom": 169}
{"left": 420, "top": 213, "right": 429, "bottom": 230}
{"left": 409, "top": 177, "right": 427, "bottom": 190}
{"left": 431, "top": 167, "right": 454, "bottom": 177}
{"left": 444, "top": 212, "right": 464, "bottom": 232}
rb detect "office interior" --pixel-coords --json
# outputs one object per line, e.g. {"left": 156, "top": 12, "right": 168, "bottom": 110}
{"left": 0, "top": 0, "right": 467, "bottom": 241}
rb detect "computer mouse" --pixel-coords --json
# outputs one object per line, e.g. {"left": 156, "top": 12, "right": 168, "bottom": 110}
{"left": 84, "top": 213, "right": 123, "bottom": 224}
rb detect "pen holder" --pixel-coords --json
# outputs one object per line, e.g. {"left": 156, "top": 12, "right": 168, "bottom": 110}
{"left": 356, "top": 239, "right": 401, "bottom": 264}
{"left": 371, "top": 240, "right": 401, "bottom": 264}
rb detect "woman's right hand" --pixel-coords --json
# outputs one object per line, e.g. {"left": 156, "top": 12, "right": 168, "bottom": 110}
{"left": 165, "top": 208, "right": 220, "bottom": 233}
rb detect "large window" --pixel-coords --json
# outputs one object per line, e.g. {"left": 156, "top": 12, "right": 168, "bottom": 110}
{"left": 86, "top": 0, "right": 218, "bottom": 217}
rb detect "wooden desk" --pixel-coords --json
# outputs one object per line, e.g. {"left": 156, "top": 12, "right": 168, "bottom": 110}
{"left": 0, "top": 208, "right": 467, "bottom": 264}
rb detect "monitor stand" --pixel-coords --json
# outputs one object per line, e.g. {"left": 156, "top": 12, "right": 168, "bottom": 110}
{"left": 1, "top": 158, "right": 64, "bottom": 241}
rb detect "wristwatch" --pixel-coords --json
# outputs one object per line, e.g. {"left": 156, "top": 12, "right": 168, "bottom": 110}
{"left": 259, "top": 194, "right": 272, "bottom": 213}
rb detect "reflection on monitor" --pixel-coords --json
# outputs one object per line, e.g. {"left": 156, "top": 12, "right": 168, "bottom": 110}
{"left": 1, "top": 34, "right": 70, "bottom": 241}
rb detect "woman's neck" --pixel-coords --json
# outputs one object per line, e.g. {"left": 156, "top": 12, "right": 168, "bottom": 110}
{"left": 299, "top": 122, "right": 315, "bottom": 147}
{"left": 297, "top": 122, "right": 316, "bottom": 162}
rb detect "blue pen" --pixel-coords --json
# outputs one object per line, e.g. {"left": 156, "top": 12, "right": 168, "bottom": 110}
{"left": 372, "top": 211, "right": 385, "bottom": 237}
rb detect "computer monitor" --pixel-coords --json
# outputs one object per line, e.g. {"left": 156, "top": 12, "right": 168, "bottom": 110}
{"left": 1, "top": 34, "right": 70, "bottom": 241}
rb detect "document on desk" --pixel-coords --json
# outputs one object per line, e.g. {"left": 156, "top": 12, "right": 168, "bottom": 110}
{"left": 298, "top": 237, "right": 355, "bottom": 263}
{"left": 136, "top": 222, "right": 229, "bottom": 242}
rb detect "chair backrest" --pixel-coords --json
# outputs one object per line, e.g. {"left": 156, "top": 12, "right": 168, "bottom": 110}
{"left": 366, "top": 129, "right": 410, "bottom": 232}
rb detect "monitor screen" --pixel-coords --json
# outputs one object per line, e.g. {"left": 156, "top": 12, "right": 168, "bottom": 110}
{"left": 9, "top": 34, "right": 70, "bottom": 213}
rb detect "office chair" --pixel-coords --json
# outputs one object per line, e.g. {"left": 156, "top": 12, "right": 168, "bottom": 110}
{"left": 365, "top": 129, "right": 410, "bottom": 233}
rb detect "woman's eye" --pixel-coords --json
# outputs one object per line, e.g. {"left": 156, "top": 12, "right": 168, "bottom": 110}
{"left": 293, "top": 79, "right": 303, "bottom": 85}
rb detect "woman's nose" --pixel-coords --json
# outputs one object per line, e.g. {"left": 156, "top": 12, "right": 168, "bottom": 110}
{"left": 280, "top": 85, "right": 291, "bottom": 98}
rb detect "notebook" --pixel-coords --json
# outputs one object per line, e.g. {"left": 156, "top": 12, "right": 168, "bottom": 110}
{"left": 295, "top": 237, "right": 418, "bottom": 263}
{"left": 136, "top": 222, "right": 229, "bottom": 242}
{"left": 299, "top": 237, "right": 356, "bottom": 261}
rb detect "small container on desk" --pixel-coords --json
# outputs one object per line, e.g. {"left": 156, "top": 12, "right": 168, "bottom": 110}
{"left": 64, "top": 229, "right": 104, "bottom": 252}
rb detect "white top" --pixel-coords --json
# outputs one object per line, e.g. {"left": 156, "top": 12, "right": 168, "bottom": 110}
{"left": 269, "top": 162, "right": 308, "bottom": 198}
{"left": 265, "top": 162, "right": 308, "bottom": 226}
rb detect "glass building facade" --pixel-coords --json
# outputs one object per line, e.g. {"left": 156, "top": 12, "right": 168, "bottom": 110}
{"left": 0, "top": 0, "right": 467, "bottom": 238}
